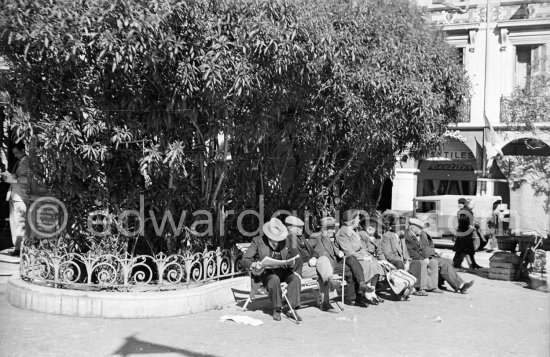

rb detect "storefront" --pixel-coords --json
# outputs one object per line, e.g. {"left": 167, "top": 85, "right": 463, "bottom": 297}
{"left": 417, "top": 139, "right": 478, "bottom": 197}
{"left": 390, "top": 133, "right": 483, "bottom": 212}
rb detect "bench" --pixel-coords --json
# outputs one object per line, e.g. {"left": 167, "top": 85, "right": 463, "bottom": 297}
{"left": 236, "top": 242, "right": 348, "bottom": 319}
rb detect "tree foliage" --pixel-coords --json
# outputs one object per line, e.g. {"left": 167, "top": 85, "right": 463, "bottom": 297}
{"left": 0, "top": 0, "right": 469, "bottom": 253}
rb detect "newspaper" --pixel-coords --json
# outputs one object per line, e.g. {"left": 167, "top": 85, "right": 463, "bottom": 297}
{"left": 260, "top": 254, "right": 299, "bottom": 268}
{"left": 250, "top": 254, "right": 300, "bottom": 275}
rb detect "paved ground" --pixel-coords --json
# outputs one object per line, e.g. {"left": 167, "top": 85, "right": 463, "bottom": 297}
{"left": 0, "top": 250, "right": 548, "bottom": 357}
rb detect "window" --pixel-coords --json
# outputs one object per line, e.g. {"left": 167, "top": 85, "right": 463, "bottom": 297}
{"left": 416, "top": 201, "right": 436, "bottom": 213}
{"left": 456, "top": 47, "right": 465, "bottom": 65}
{"left": 515, "top": 44, "right": 546, "bottom": 90}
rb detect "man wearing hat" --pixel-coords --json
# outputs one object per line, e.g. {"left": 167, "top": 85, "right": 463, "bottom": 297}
{"left": 409, "top": 219, "right": 475, "bottom": 294}
{"left": 243, "top": 218, "right": 302, "bottom": 321}
{"left": 285, "top": 215, "right": 331, "bottom": 282}
{"left": 336, "top": 210, "right": 385, "bottom": 305}
{"left": 405, "top": 218, "right": 441, "bottom": 295}
{"left": 314, "top": 216, "right": 371, "bottom": 309}
{"left": 381, "top": 213, "right": 411, "bottom": 271}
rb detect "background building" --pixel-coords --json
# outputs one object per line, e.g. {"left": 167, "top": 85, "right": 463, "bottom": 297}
{"left": 390, "top": 0, "right": 550, "bottom": 217}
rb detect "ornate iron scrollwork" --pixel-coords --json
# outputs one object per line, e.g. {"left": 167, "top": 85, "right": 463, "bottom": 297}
{"left": 20, "top": 241, "right": 246, "bottom": 291}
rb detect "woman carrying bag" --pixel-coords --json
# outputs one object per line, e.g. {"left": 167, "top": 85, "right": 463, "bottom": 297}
{"left": 453, "top": 198, "right": 483, "bottom": 269}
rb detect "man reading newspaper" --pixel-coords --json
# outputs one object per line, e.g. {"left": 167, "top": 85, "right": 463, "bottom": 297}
{"left": 243, "top": 218, "right": 302, "bottom": 322}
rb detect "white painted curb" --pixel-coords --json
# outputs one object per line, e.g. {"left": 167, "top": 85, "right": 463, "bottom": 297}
{"left": 7, "top": 277, "right": 250, "bottom": 318}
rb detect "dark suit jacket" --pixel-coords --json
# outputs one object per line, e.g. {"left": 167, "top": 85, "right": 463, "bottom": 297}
{"left": 242, "top": 236, "right": 294, "bottom": 272}
{"left": 288, "top": 233, "right": 318, "bottom": 261}
{"left": 313, "top": 236, "right": 343, "bottom": 268}
{"left": 381, "top": 231, "right": 410, "bottom": 262}
{"left": 405, "top": 230, "right": 437, "bottom": 260}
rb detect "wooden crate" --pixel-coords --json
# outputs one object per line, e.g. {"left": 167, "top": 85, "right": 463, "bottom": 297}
{"left": 489, "top": 267, "right": 517, "bottom": 275}
{"left": 489, "top": 251, "right": 521, "bottom": 265}
{"left": 489, "top": 262, "right": 518, "bottom": 269}
{"left": 488, "top": 271, "right": 517, "bottom": 281}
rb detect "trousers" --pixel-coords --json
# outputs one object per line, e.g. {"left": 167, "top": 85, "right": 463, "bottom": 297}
{"left": 9, "top": 200, "right": 27, "bottom": 250}
{"left": 333, "top": 255, "right": 366, "bottom": 300}
{"left": 436, "top": 257, "right": 464, "bottom": 290}
{"left": 261, "top": 269, "right": 301, "bottom": 310}
{"left": 300, "top": 256, "right": 333, "bottom": 281}
{"left": 409, "top": 259, "right": 438, "bottom": 290}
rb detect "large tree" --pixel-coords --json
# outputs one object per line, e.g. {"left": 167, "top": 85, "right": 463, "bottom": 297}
{"left": 0, "top": 0, "right": 468, "bottom": 253}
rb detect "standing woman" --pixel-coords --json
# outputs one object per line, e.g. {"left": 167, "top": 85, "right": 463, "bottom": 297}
{"left": 453, "top": 198, "right": 481, "bottom": 269}
{"left": 1, "top": 142, "right": 29, "bottom": 257}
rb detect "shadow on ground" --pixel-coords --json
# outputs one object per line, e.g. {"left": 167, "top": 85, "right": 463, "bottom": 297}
{"left": 112, "top": 335, "right": 219, "bottom": 357}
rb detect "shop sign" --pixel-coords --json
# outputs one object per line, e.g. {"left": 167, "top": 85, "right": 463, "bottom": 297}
{"left": 427, "top": 162, "right": 475, "bottom": 171}
{"left": 440, "top": 151, "right": 475, "bottom": 160}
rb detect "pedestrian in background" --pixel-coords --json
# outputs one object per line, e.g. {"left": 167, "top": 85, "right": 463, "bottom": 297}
{"left": 1, "top": 142, "right": 29, "bottom": 257}
{"left": 453, "top": 198, "right": 482, "bottom": 269}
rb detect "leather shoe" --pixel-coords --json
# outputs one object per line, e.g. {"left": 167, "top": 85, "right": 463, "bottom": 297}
{"left": 10, "top": 250, "right": 20, "bottom": 257}
{"left": 400, "top": 287, "right": 413, "bottom": 301}
{"left": 365, "top": 298, "right": 379, "bottom": 305}
{"left": 359, "top": 283, "right": 374, "bottom": 294}
{"left": 411, "top": 289, "right": 428, "bottom": 297}
{"left": 429, "top": 288, "right": 444, "bottom": 294}
{"left": 354, "top": 300, "right": 369, "bottom": 308}
{"left": 459, "top": 280, "right": 474, "bottom": 294}
{"left": 321, "top": 302, "right": 334, "bottom": 311}
{"left": 273, "top": 309, "right": 282, "bottom": 321}
{"left": 286, "top": 310, "right": 302, "bottom": 322}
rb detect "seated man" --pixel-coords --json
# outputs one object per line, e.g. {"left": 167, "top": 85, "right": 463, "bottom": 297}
{"left": 381, "top": 217, "right": 430, "bottom": 297}
{"left": 313, "top": 217, "right": 371, "bottom": 309}
{"left": 405, "top": 218, "right": 441, "bottom": 295}
{"left": 422, "top": 224, "right": 475, "bottom": 294}
{"left": 336, "top": 210, "right": 385, "bottom": 305}
{"left": 381, "top": 216, "right": 410, "bottom": 271}
{"left": 243, "top": 218, "right": 302, "bottom": 322}
{"left": 285, "top": 215, "right": 323, "bottom": 280}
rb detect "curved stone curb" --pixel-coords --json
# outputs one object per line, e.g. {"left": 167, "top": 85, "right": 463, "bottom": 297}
{"left": 7, "top": 277, "right": 250, "bottom": 318}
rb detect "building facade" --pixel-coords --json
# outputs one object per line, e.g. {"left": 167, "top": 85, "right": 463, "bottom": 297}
{"left": 390, "top": 0, "right": 550, "bottom": 216}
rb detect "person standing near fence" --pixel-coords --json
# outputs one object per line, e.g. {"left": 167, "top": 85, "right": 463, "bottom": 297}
{"left": 1, "top": 142, "right": 29, "bottom": 257}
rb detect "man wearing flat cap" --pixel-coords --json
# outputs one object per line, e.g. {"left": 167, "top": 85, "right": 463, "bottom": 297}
{"left": 407, "top": 218, "right": 475, "bottom": 294}
{"left": 336, "top": 210, "right": 385, "bottom": 305}
{"left": 285, "top": 215, "right": 329, "bottom": 280}
{"left": 243, "top": 218, "right": 302, "bottom": 321}
{"left": 314, "top": 216, "right": 371, "bottom": 309}
{"left": 405, "top": 218, "right": 441, "bottom": 295}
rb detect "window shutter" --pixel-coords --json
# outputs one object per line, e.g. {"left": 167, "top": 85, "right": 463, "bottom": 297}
{"left": 532, "top": 44, "right": 548, "bottom": 74}
{"left": 515, "top": 45, "right": 531, "bottom": 90}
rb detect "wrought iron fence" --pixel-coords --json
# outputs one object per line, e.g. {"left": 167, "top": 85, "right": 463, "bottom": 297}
{"left": 20, "top": 242, "right": 246, "bottom": 291}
